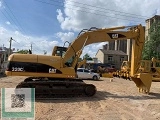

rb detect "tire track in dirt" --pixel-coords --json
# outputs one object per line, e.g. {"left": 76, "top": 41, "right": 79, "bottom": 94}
{"left": 1, "top": 77, "right": 160, "bottom": 120}
{"left": 94, "top": 88, "right": 156, "bottom": 120}
{"left": 107, "top": 99, "right": 157, "bottom": 120}
{"left": 145, "top": 102, "right": 160, "bottom": 119}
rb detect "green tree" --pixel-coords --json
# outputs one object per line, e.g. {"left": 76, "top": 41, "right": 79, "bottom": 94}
{"left": 17, "top": 49, "right": 29, "bottom": 54}
{"left": 142, "top": 22, "right": 160, "bottom": 60}
{"left": 83, "top": 53, "right": 93, "bottom": 60}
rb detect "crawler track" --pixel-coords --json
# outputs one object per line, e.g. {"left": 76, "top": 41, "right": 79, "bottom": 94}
{"left": 16, "top": 78, "right": 97, "bottom": 99}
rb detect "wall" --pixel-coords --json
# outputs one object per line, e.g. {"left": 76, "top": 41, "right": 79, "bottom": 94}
{"left": 0, "top": 48, "right": 10, "bottom": 74}
{"left": 145, "top": 15, "right": 160, "bottom": 41}
{"left": 95, "top": 50, "right": 104, "bottom": 63}
{"left": 104, "top": 54, "right": 128, "bottom": 69}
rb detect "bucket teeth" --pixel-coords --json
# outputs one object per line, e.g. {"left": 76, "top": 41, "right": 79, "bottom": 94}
{"left": 138, "top": 86, "right": 149, "bottom": 94}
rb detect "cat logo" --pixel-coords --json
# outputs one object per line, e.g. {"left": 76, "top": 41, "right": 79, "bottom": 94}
{"left": 49, "top": 68, "right": 57, "bottom": 73}
{"left": 107, "top": 33, "right": 126, "bottom": 39}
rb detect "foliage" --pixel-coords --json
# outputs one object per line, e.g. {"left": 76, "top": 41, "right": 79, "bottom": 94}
{"left": 142, "top": 22, "right": 160, "bottom": 60}
{"left": 17, "top": 49, "right": 29, "bottom": 54}
{"left": 83, "top": 53, "right": 93, "bottom": 60}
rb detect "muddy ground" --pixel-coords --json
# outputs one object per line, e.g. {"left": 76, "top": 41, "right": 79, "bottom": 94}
{"left": 0, "top": 76, "right": 160, "bottom": 120}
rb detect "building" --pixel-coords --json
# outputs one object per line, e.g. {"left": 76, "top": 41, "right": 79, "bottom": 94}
{"left": 145, "top": 15, "right": 160, "bottom": 40}
{"left": 107, "top": 40, "right": 127, "bottom": 53}
{"left": 95, "top": 49, "right": 128, "bottom": 69}
{"left": 0, "top": 47, "right": 11, "bottom": 74}
{"left": 103, "top": 40, "right": 132, "bottom": 61}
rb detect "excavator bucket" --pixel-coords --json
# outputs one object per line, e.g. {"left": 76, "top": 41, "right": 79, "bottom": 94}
{"left": 131, "top": 73, "right": 152, "bottom": 94}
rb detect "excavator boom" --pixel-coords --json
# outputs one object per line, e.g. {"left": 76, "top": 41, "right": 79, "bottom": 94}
{"left": 63, "top": 25, "right": 144, "bottom": 76}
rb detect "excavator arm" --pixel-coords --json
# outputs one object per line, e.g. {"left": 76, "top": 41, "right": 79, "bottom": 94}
{"left": 63, "top": 25, "right": 144, "bottom": 76}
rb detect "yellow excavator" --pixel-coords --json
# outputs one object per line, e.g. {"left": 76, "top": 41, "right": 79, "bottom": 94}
{"left": 151, "top": 57, "right": 160, "bottom": 81}
{"left": 5, "top": 24, "right": 152, "bottom": 97}
{"left": 114, "top": 60, "right": 149, "bottom": 80}
{"left": 114, "top": 57, "right": 160, "bottom": 82}
{"left": 139, "top": 57, "right": 160, "bottom": 82}
{"left": 113, "top": 61, "right": 131, "bottom": 80}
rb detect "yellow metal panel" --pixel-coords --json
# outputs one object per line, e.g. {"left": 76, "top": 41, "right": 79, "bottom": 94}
{"left": 37, "top": 55, "right": 62, "bottom": 68}
{"left": 10, "top": 54, "right": 38, "bottom": 62}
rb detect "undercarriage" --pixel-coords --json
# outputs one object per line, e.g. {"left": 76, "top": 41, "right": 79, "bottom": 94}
{"left": 16, "top": 77, "right": 97, "bottom": 99}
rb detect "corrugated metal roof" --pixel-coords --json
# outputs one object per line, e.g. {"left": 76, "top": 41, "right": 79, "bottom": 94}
{"left": 100, "top": 49, "right": 127, "bottom": 56}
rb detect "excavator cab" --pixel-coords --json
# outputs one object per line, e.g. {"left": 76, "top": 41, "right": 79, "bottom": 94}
{"left": 52, "top": 46, "right": 75, "bottom": 67}
{"left": 150, "top": 57, "right": 160, "bottom": 81}
{"left": 52, "top": 46, "right": 67, "bottom": 57}
{"left": 138, "top": 60, "right": 151, "bottom": 73}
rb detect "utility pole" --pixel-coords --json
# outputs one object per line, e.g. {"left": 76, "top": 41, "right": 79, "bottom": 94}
{"left": 30, "top": 43, "right": 32, "bottom": 53}
{"left": 9, "top": 37, "right": 13, "bottom": 55}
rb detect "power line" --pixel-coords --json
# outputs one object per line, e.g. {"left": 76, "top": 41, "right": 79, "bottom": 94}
{"left": 35, "top": 0, "right": 146, "bottom": 23}
{"left": 0, "top": 3, "right": 25, "bottom": 33}
{"left": 12, "top": 39, "right": 40, "bottom": 53}
{"left": 51, "top": 0, "right": 149, "bottom": 20}
{"left": 3, "top": 1, "right": 27, "bottom": 34}
{"left": 1, "top": 1, "right": 43, "bottom": 53}
{"left": 50, "top": 0, "right": 148, "bottom": 19}
{"left": 8, "top": 38, "right": 29, "bottom": 52}
{"left": 0, "top": 10, "right": 19, "bottom": 31}
{"left": 3, "top": 1, "right": 39, "bottom": 50}
{"left": 0, "top": 11, "right": 32, "bottom": 51}
{"left": 11, "top": 38, "right": 29, "bottom": 47}
{"left": 31, "top": 42, "right": 44, "bottom": 52}
{"left": 0, "top": 4, "right": 31, "bottom": 50}
{"left": 62, "top": 0, "right": 149, "bottom": 18}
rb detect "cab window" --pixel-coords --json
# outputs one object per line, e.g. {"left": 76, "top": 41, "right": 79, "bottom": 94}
{"left": 84, "top": 69, "right": 89, "bottom": 73}
{"left": 77, "top": 69, "right": 83, "bottom": 72}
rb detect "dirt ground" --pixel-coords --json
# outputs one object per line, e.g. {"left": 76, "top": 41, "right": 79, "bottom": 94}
{"left": 0, "top": 76, "right": 160, "bottom": 120}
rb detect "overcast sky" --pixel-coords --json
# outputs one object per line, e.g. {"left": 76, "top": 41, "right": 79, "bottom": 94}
{"left": 0, "top": 0, "right": 160, "bottom": 57}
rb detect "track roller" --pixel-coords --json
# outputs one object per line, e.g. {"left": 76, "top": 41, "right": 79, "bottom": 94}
{"left": 84, "top": 84, "right": 96, "bottom": 96}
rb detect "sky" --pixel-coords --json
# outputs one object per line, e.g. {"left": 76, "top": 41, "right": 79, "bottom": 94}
{"left": 0, "top": 0, "right": 160, "bottom": 57}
